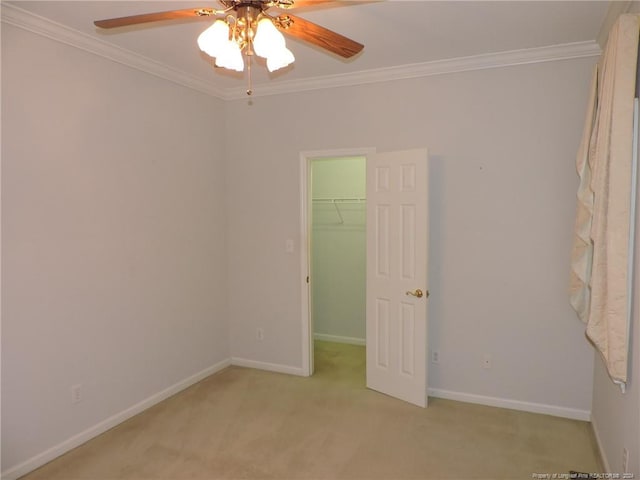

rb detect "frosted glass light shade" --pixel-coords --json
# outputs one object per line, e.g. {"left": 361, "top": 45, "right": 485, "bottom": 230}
{"left": 215, "top": 40, "right": 245, "bottom": 72}
{"left": 254, "top": 18, "right": 285, "bottom": 59}
{"left": 197, "top": 20, "right": 229, "bottom": 58}
{"left": 266, "top": 47, "right": 295, "bottom": 72}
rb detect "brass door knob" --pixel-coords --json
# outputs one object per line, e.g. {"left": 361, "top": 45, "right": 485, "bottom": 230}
{"left": 406, "top": 289, "right": 424, "bottom": 298}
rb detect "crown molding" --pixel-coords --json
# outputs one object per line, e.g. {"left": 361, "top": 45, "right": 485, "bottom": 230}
{"left": 1, "top": 3, "right": 227, "bottom": 99}
{"left": 2, "top": 2, "right": 601, "bottom": 102}
{"left": 224, "top": 40, "right": 602, "bottom": 99}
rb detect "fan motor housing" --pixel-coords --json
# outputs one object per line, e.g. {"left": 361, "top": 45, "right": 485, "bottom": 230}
{"left": 220, "top": 0, "right": 295, "bottom": 10}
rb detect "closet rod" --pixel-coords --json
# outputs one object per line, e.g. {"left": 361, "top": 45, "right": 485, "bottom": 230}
{"left": 312, "top": 197, "right": 366, "bottom": 202}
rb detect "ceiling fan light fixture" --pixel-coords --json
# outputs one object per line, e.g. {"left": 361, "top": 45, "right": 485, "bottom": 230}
{"left": 197, "top": 19, "right": 229, "bottom": 58}
{"left": 215, "top": 40, "right": 245, "bottom": 72}
{"left": 95, "top": 2, "right": 364, "bottom": 95}
{"left": 253, "top": 17, "right": 286, "bottom": 59}
{"left": 266, "top": 47, "right": 295, "bottom": 72}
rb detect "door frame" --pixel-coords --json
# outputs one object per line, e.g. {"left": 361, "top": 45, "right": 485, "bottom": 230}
{"left": 299, "top": 147, "right": 377, "bottom": 377}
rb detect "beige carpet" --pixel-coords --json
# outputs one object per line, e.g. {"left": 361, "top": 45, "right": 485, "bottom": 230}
{"left": 22, "top": 341, "right": 601, "bottom": 479}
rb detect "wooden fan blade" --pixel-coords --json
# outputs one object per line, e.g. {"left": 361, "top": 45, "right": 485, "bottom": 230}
{"left": 274, "top": 0, "right": 380, "bottom": 9}
{"left": 94, "top": 8, "right": 216, "bottom": 29}
{"left": 281, "top": 0, "right": 338, "bottom": 8}
{"left": 275, "top": 14, "right": 363, "bottom": 58}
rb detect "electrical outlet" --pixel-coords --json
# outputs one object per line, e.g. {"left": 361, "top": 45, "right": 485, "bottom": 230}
{"left": 482, "top": 354, "right": 492, "bottom": 369}
{"left": 71, "top": 384, "right": 82, "bottom": 404}
{"left": 623, "top": 447, "right": 629, "bottom": 473}
{"left": 431, "top": 351, "right": 440, "bottom": 364}
{"left": 256, "top": 328, "right": 264, "bottom": 341}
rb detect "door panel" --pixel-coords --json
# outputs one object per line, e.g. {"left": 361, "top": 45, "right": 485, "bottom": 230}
{"left": 375, "top": 298, "right": 390, "bottom": 368}
{"left": 376, "top": 205, "right": 390, "bottom": 277}
{"left": 366, "top": 148, "right": 429, "bottom": 407}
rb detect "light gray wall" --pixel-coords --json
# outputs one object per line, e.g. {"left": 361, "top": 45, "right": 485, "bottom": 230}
{"left": 311, "top": 157, "right": 366, "bottom": 342}
{"left": 1, "top": 25, "right": 229, "bottom": 471}
{"left": 226, "top": 57, "right": 596, "bottom": 412}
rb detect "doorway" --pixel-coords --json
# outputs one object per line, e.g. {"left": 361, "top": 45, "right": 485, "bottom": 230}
{"left": 310, "top": 155, "right": 367, "bottom": 378}
{"left": 300, "top": 148, "right": 429, "bottom": 407}
{"left": 300, "top": 148, "right": 375, "bottom": 377}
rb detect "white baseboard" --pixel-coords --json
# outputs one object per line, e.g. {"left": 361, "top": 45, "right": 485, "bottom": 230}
{"left": 428, "top": 388, "right": 591, "bottom": 421}
{"left": 314, "top": 333, "right": 366, "bottom": 346}
{"left": 1, "top": 358, "right": 231, "bottom": 480}
{"left": 231, "top": 357, "right": 306, "bottom": 376}
{"left": 590, "top": 416, "right": 611, "bottom": 472}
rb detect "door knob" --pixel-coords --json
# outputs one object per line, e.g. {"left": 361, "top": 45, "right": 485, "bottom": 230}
{"left": 406, "top": 289, "right": 424, "bottom": 298}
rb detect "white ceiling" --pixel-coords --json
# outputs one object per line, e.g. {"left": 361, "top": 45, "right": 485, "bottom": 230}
{"left": 6, "top": 0, "right": 610, "bottom": 96}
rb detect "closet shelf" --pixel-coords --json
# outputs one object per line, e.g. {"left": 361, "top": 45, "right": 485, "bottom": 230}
{"left": 312, "top": 198, "right": 366, "bottom": 225}
{"left": 312, "top": 197, "right": 366, "bottom": 203}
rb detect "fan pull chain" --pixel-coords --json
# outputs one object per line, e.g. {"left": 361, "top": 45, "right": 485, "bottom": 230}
{"left": 246, "top": 54, "right": 253, "bottom": 96}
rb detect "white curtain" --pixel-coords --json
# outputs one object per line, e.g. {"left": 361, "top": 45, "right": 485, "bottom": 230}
{"left": 569, "top": 14, "right": 639, "bottom": 390}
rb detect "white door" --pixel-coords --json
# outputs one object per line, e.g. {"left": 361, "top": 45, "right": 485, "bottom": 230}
{"left": 366, "top": 148, "right": 429, "bottom": 407}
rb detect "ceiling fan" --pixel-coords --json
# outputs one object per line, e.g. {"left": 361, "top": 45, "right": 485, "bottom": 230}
{"left": 94, "top": 0, "right": 365, "bottom": 95}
